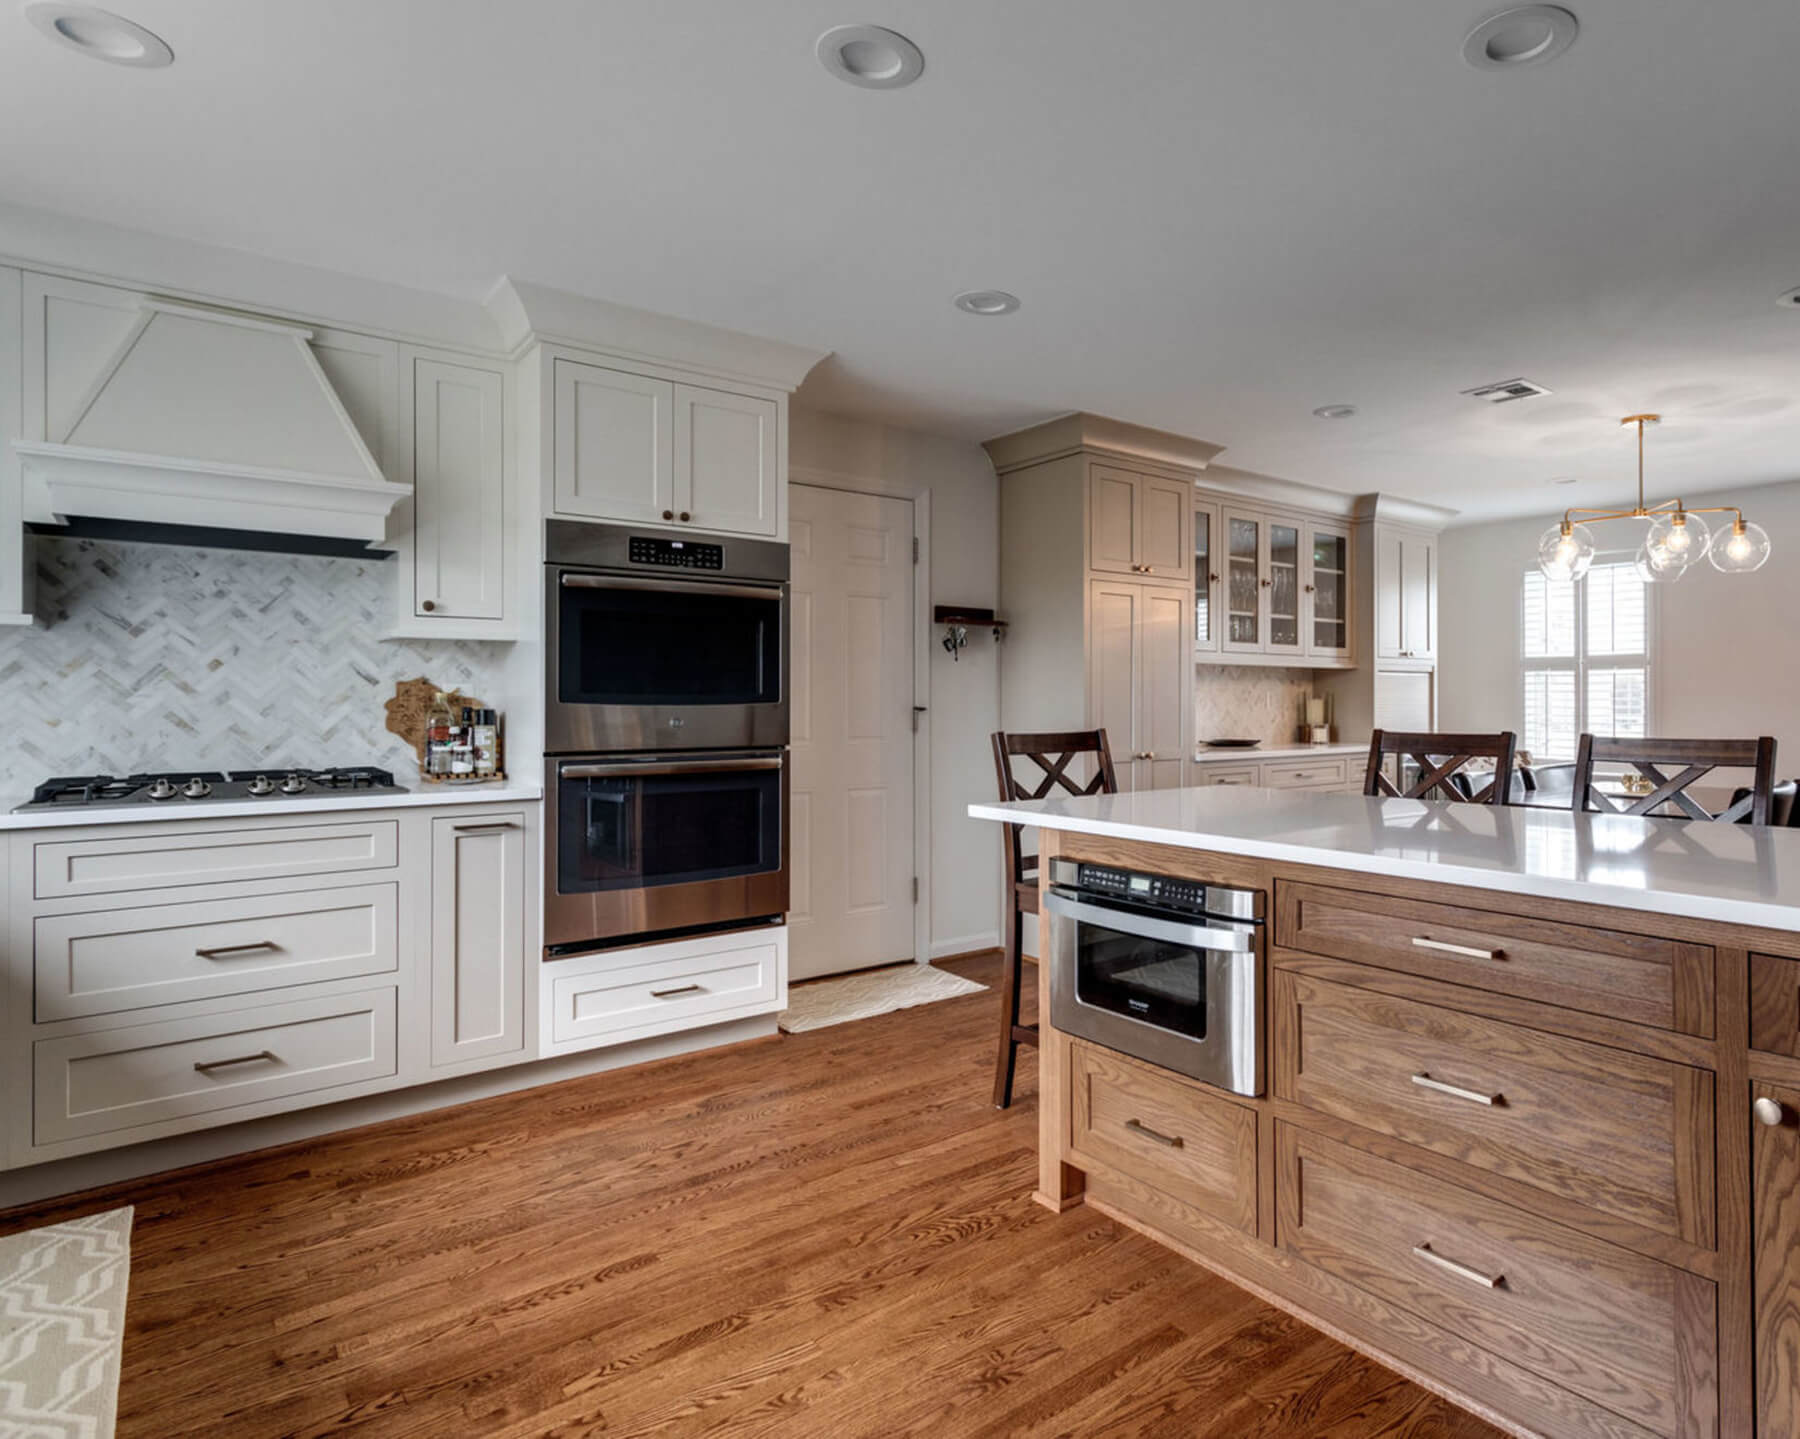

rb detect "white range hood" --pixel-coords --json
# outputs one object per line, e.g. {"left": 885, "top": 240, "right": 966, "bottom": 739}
{"left": 14, "top": 297, "right": 409, "bottom": 553}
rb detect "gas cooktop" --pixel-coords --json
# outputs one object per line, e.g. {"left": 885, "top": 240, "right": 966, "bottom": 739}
{"left": 16, "top": 766, "right": 406, "bottom": 812}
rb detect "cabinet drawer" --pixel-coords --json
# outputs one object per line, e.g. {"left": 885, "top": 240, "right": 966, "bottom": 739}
{"left": 34, "top": 820, "right": 399, "bottom": 899}
{"left": 1750, "top": 953, "right": 1800, "bottom": 1056}
{"left": 549, "top": 932, "right": 782, "bottom": 1047}
{"left": 1196, "top": 765, "right": 1260, "bottom": 787}
{"left": 1275, "top": 971, "right": 1714, "bottom": 1245}
{"left": 34, "top": 988, "right": 398, "bottom": 1146}
{"left": 1068, "top": 1040, "right": 1257, "bottom": 1234}
{"left": 1278, "top": 1126, "right": 1715, "bottom": 1439}
{"left": 1277, "top": 882, "right": 1713, "bottom": 1037}
{"left": 34, "top": 884, "right": 399, "bottom": 1022}
{"left": 1261, "top": 757, "right": 1346, "bottom": 790}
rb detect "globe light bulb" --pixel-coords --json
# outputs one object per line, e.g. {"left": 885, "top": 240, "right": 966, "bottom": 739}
{"left": 1709, "top": 518, "right": 1772, "bottom": 574}
{"left": 1634, "top": 542, "right": 1682, "bottom": 584}
{"left": 1645, "top": 512, "right": 1708, "bottom": 575}
{"left": 1536, "top": 522, "right": 1595, "bottom": 582}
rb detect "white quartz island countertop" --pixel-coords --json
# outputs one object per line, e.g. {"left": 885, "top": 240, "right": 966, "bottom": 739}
{"left": 0, "top": 782, "right": 543, "bottom": 832}
{"left": 969, "top": 784, "right": 1800, "bottom": 932}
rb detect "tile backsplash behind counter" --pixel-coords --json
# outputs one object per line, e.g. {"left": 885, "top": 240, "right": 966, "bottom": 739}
{"left": 1194, "top": 666, "right": 1319, "bottom": 747}
{"left": 0, "top": 538, "right": 509, "bottom": 780}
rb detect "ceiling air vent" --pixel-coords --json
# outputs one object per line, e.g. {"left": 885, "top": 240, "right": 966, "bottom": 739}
{"left": 1462, "top": 377, "right": 1553, "bottom": 403}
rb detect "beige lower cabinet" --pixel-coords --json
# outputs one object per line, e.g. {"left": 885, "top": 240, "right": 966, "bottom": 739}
{"left": 1088, "top": 577, "right": 1190, "bottom": 792}
{"left": 429, "top": 812, "right": 527, "bottom": 1069}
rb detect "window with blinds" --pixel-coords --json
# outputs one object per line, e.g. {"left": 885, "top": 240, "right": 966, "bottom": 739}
{"left": 1520, "top": 562, "right": 1649, "bottom": 761}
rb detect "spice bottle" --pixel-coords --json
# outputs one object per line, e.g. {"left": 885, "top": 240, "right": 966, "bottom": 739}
{"left": 425, "top": 692, "right": 454, "bottom": 777}
{"left": 473, "top": 709, "right": 499, "bottom": 778}
{"left": 451, "top": 707, "right": 476, "bottom": 777}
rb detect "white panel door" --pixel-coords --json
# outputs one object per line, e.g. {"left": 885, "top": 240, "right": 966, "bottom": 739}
{"left": 674, "top": 384, "right": 778, "bottom": 537}
{"left": 1139, "top": 585, "right": 1191, "bottom": 790}
{"left": 1401, "top": 532, "right": 1437, "bottom": 660}
{"left": 1136, "top": 474, "right": 1194, "bottom": 584}
{"left": 552, "top": 360, "right": 673, "bottom": 523}
{"left": 1375, "top": 528, "right": 1406, "bottom": 659}
{"left": 1087, "top": 464, "right": 1139, "bottom": 575}
{"left": 1087, "top": 578, "right": 1142, "bottom": 791}
{"left": 412, "top": 357, "right": 505, "bottom": 620}
{"left": 429, "top": 813, "right": 526, "bottom": 1068}
{"left": 788, "top": 485, "right": 916, "bottom": 980}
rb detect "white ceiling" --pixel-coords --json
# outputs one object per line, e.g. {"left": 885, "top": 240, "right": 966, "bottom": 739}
{"left": 5, "top": 0, "right": 1800, "bottom": 522}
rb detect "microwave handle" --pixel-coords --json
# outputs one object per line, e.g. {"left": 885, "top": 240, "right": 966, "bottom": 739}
{"left": 1043, "top": 889, "right": 1256, "bottom": 954}
{"left": 562, "top": 757, "right": 785, "bottom": 780}
{"left": 559, "top": 573, "right": 784, "bottom": 603}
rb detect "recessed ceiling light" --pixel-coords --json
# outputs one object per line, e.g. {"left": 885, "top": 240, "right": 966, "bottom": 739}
{"left": 23, "top": 2, "right": 171, "bottom": 66}
{"left": 1551, "top": 475, "right": 1580, "bottom": 485}
{"left": 1312, "top": 404, "right": 1358, "bottom": 420}
{"left": 1777, "top": 286, "right": 1800, "bottom": 310}
{"left": 815, "top": 24, "right": 923, "bottom": 89}
{"left": 1462, "top": 5, "right": 1578, "bottom": 70}
{"left": 953, "top": 290, "right": 1020, "bottom": 316}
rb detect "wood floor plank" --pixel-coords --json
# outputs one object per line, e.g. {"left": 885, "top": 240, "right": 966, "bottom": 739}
{"left": 0, "top": 951, "right": 1504, "bottom": 1438}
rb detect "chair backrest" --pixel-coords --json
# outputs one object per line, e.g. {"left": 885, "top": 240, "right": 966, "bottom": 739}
{"left": 1577, "top": 735, "right": 1778, "bottom": 823}
{"left": 1511, "top": 762, "right": 1576, "bottom": 806}
{"left": 1363, "top": 729, "right": 1518, "bottom": 805}
{"left": 1731, "top": 780, "right": 1799, "bottom": 827}
{"left": 991, "top": 729, "right": 1119, "bottom": 883}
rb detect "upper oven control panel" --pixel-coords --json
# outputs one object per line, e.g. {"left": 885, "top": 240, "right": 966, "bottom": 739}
{"left": 1050, "top": 858, "right": 1265, "bottom": 922}
{"left": 628, "top": 537, "right": 724, "bottom": 571}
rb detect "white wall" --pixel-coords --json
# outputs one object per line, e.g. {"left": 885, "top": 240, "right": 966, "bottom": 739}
{"left": 1440, "top": 479, "right": 1800, "bottom": 766}
{"left": 789, "top": 405, "right": 1002, "bottom": 959}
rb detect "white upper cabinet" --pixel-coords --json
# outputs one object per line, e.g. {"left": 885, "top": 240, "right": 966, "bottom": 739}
{"left": 1088, "top": 464, "right": 1140, "bottom": 575}
{"left": 1205, "top": 498, "right": 1356, "bottom": 667}
{"left": 1087, "top": 463, "right": 1192, "bottom": 583}
{"left": 675, "top": 384, "right": 778, "bottom": 537}
{"left": 412, "top": 357, "right": 505, "bottom": 622}
{"left": 1375, "top": 525, "right": 1436, "bottom": 661}
{"left": 553, "top": 359, "right": 674, "bottom": 524}
{"left": 1306, "top": 522, "right": 1352, "bottom": 661}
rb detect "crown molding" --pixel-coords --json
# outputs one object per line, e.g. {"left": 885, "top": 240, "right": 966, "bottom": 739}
{"left": 982, "top": 411, "right": 1227, "bottom": 476}
{"left": 1348, "top": 491, "right": 1461, "bottom": 530}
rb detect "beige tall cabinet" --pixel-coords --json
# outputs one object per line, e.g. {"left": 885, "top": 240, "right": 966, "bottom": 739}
{"left": 988, "top": 414, "right": 1224, "bottom": 793}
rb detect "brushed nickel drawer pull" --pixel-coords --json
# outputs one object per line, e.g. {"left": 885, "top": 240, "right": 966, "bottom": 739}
{"left": 650, "top": 984, "right": 704, "bottom": 999}
{"left": 1412, "top": 1243, "right": 1503, "bottom": 1289}
{"left": 453, "top": 821, "right": 520, "bottom": 834}
{"left": 194, "top": 1049, "right": 276, "bottom": 1074}
{"left": 1411, "top": 1072, "right": 1501, "bottom": 1107}
{"left": 1123, "top": 1118, "right": 1184, "bottom": 1149}
{"left": 194, "top": 940, "right": 280, "bottom": 959}
{"left": 1412, "top": 936, "right": 1505, "bottom": 961}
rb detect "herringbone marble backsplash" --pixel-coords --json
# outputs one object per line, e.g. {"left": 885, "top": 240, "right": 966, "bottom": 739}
{"left": 0, "top": 538, "right": 510, "bottom": 791}
{"left": 1194, "top": 666, "right": 1319, "bottom": 747}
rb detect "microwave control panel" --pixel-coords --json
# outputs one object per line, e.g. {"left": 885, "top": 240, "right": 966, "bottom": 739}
{"left": 628, "top": 537, "right": 724, "bottom": 570}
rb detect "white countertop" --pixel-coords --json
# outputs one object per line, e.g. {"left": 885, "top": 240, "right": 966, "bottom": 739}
{"left": 969, "top": 785, "right": 1800, "bottom": 932}
{"left": 0, "top": 782, "right": 542, "bottom": 831}
{"left": 1192, "top": 743, "right": 1366, "bottom": 764}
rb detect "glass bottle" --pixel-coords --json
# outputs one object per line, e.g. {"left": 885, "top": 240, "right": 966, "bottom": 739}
{"left": 425, "top": 692, "right": 454, "bottom": 778}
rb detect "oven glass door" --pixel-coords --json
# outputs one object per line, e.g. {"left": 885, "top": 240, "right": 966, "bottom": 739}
{"left": 555, "top": 575, "right": 782, "bottom": 709}
{"left": 1072, "top": 909, "right": 1209, "bottom": 1040}
{"left": 556, "top": 754, "right": 782, "bottom": 897}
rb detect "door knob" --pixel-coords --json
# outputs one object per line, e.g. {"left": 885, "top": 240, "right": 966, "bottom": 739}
{"left": 662, "top": 510, "right": 674, "bottom": 521}
{"left": 1756, "top": 1096, "right": 1789, "bottom": 1127}
{"left": 421, "top": 599, "right": 437, "bottom": 613}
{"left": 679, "top": 512, "right": 691, "bottom": 523}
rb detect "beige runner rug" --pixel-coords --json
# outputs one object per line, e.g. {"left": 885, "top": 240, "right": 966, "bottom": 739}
{"left": 779, "top": 963, "right": 987, "bottom": 1034}
{"left": 0, "top": 1205, "right": 133, "bottom": 1438}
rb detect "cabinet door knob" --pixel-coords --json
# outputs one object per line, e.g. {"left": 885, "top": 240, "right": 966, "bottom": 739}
{"left": 421, "top": 599, "right": 437, "bottom": 613}
{"left": 1756, "top": 1096, "right": 1789, "bottom": 1127}
{"left": 1208, "top": 571, "right": 1219, "bottom": 583}
{"left": 662, "top": 510, "right": 674, "bottom": 521}
{"left": 1304, "top": 584, "right": 1316, "bottom": 593}
{"left": 679, "top": 512, "right": 691, "bottom": 523}
{"left": 1260, "top": 577, "right": 1271, "bottom": 588}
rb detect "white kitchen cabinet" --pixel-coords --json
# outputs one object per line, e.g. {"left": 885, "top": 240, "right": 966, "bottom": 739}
{"left": 1088, "top": 578, "right": 1191, "bottom": 792}
{"left": 553, "top": 359, "right": 675, "bottom": 524}
{"left": 1088, "top": 463, "right": 1193, "bottom": 584}
{"left": 1306, "top": 522, "right": 1353, "bottom": 661}
{"left": 675, "top": 383, "right": 778, "bottom": 537}
{"left": 429, "top": 812, "right": 526, "bottom": 1070}
{"left": 1375, "top": 525, "right": 1436, "bottom": 661}
{"left": 410, "top": 356, "right": 507, "bottom": 624}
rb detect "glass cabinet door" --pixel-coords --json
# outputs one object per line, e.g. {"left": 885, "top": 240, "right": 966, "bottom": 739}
{"left": 1267, "top": 521, "right": 1302, "bottom": 654}
{"left": 1309, "top": 526, "right": 1350, "bottom": 657}
{"left": 1223, "top": 512, "right": 1262, "bottom": 652}
{"left": 1194, "top": 502, "right": 1219, "bottom": 651}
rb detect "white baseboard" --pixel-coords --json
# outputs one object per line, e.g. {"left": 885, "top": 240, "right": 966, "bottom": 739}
{"left": 929, "top": 931, "right": 999, "bottom": 961}
{"left": 0, "top": 1015, "right": 777, "bottom": 1212}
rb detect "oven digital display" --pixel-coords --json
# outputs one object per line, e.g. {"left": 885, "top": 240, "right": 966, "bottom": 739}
{"left": 628, "top": 536, "right": 724, "bottom": 570}
{"left": 1129, "top": 876, "right": 1151, "bottom": 893}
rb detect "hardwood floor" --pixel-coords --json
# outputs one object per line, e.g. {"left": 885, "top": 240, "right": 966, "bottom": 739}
{"left": 0, "top": 952, "right": 1503, "bottom": 1437}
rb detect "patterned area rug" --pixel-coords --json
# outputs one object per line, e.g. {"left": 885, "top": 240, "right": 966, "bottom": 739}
{"left": 779, "top": 963, "right": 988, "bottom": 1034}
{"left": 0, "top": 1206, "right": 133, "bottom": 1438}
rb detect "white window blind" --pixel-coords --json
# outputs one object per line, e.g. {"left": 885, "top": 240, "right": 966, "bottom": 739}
{"left": 1520, "top": 562, "right": 1649, "bottom": 761}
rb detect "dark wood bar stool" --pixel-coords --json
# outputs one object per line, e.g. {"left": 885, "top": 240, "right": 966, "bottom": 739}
{"left": 989, "top": 728, "right": 1118, "bottom": 1109}
{"left": 1574, "top": 734, "right": 1778, "bottom": 823}
{"left": 1363, "top": 729, "right": 1518, "bottom": 805}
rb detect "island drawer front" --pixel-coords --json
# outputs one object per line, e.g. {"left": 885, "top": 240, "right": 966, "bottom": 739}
{"left": 34, "top": 988, "right": 398, "bottom": 1146}
{"left": 1275, "top": 882, "right": 1713, "bottom": 1037}
{"left": 34, "top": 884, "right": 400, "bottom": 1022}
{"left": 1275, "top": 971, "right": 1715, "bottom": 1247}
{"left": 1749, "top": 953, "right": 1800, "bottom": 1056}
{"left": 548, "top": 933, "right": 782, "bottom": 1047}
{"left": 1067, "top": 1039, "right": 1257, "bottom": 1234}
{"left": 1195, "top": 765, "right": 1260, "bottom": 788}
{"left": 1277, "top": 1125, "right": 1715, "bottom": 1439}
{"left": 1261, "top": 758, "right": 1347, "bottom": 790}
{"left": 34, "top": 820, "right": 400, "bottom": 900}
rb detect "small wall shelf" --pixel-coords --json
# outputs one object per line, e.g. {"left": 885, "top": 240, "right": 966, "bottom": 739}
{"left": 934, "top": 605, "right": 1007, "bottom": 660}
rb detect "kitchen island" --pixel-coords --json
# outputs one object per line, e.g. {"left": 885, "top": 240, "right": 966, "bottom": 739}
{"left": 968, "top": 786, "right": 1800, "bottom": 1439}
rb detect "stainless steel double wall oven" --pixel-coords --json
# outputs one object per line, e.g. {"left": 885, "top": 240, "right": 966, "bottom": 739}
{"left": 544, "top": 520, "right": 790, "bottom": 954}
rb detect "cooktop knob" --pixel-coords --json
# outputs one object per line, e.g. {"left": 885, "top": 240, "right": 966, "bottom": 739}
{"left": 279, "top": 773, "right": 308, "bottom": 795}
{"left": 181, "top": 776, "right": 212, "bottom": 799}
{"left": 146, "top": 777, "right": 178, "bottom": 800}
{"left": 246, "top": 774, "right": 275, "bottom": 796}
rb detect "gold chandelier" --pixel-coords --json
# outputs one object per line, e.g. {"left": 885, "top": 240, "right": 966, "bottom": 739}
{"left": 1537, "top": 414, "right": 1772, "bottom": 583}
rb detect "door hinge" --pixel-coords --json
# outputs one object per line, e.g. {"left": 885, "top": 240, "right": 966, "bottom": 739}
{"left": 913, "top": 876, "right": 919, "bottom": 903}
{"left": 912, "top": 536, "right": 920, "bottom": 564}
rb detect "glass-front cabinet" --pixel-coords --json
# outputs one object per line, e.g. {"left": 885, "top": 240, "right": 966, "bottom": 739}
{"left": 1193, "top": 501, "right": 1219, "bottom": 652}
{"left": 1267, "top": 519, "right": 1303, "bottom": 657}
{"left": 1221, "top": 509, "right": 1264, "bottom": 654}
{"left": 1307, "top": 523, "right": 1352, "bottom": 660}
{"left": 1200, "top": 500, "right": 1355, "bottom": 663}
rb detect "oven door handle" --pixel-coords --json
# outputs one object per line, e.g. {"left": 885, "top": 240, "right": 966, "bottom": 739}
{"left": 561, "top": 757, "right": 785, "bottom": 780}
{"left": 1044, "top": 889, "right": 1256, "bottom": 953}
{"left": 559, "top": 573, "right": 785, "bottom": 603}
